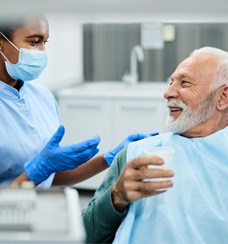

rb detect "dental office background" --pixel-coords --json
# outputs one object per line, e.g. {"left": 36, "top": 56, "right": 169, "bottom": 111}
{"left": 37, "top": 18, "right": 228, "bottom": 90}
{"left": 2, "top": 1, "right": 228, "bottom": 189}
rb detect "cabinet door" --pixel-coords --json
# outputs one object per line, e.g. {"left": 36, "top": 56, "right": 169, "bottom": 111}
{"left": 58, "top": 98, "right": 112, "bottom": 190}
{"left": 58, "top": 98, "right": 112, "bottom": 152}
{"left": 113, "top": 99, "right": 166, "bottom": 146}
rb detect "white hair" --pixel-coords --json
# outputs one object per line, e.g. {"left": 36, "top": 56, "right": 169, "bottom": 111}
{"left": 190, "top": 47, "right": 228, "bottom": 91}
{"left": 190, "top": 47, "right": 228, "bottom": 122}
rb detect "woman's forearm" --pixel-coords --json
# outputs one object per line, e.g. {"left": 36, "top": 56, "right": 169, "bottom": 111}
{"left": 53, "top": 154, "right": 109, "bottom": 186}
{"left": 9, "top": 172, "right": 30, "bottom": 186}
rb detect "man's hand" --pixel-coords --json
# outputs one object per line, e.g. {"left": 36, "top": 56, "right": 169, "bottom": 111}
{"left": 111, "top": 155, "right": 174, "bottom": 212}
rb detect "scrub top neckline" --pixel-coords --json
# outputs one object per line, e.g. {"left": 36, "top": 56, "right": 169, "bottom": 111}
{"left": 0, "top": 79, "right": 25, "bottom": 99}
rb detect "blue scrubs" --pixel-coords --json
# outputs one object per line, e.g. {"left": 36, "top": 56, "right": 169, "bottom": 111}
{"left": 114, "top": 126, "right": 228, "bottom": 244}
{"left": 0, "top": 80, "right": 60, "bottom": 187}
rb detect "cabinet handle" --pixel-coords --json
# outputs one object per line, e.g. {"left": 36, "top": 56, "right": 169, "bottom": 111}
{"left": 67, "top": 104, "right": 100, "bottom": 109}
{"left": 120, "top": 105, "right": 157, "bottom": 111}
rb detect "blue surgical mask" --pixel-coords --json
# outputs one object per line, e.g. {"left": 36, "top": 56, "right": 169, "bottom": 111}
{"left": 0, "top": 32, "right": 48, "bottom": 81}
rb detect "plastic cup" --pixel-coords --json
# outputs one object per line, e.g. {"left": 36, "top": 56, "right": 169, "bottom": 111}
{"left": 144, "top": 146, "right": 175, "bottom": 181}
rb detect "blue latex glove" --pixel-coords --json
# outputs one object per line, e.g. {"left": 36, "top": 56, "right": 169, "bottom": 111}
{"left": 103, "top": 132, "right": 159, "bottom": 166}
{"left": 24, "top": 125, "right": 100, "bottom": 184}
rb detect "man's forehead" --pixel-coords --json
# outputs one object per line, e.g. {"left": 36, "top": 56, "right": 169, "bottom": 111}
{"left": 172, "top": 54, "right": 218, "bottom": 81}
{"left": 171, "top": 57, "right": 195, "bottom": 79}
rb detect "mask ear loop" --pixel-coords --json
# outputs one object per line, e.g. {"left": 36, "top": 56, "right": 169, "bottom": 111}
{"left": 0, "top": 38, "right": 3, "bottom": 58}
{"left": 0, "top": 32, "right": 20, "bottom": 51}
{"left": 0, "top": 32, "right": 20, "bottom": 61}
{"left": 0, "top": 47, "right": 9, "bottom": 61}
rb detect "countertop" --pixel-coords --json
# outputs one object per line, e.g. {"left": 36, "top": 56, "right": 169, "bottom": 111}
{"left": 56, "top": 81, "right": 168, "bottom": 99}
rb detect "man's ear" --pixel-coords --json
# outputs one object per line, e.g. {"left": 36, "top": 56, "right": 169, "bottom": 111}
{"left": 217, "top": 85, "right": 228, "bottom": 111}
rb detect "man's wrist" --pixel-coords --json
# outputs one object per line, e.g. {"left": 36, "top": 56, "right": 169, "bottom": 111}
{"left": 111, "top": 184, "right": 129, "bottom": 213}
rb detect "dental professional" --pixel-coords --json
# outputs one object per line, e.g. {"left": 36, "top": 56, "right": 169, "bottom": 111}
{"left": 0, "top": 16, "right": 157, "bottom": 188}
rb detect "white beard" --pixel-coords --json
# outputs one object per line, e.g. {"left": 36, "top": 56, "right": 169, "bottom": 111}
{"left": 165, "top": 91, "right": 217, "bottom": 134}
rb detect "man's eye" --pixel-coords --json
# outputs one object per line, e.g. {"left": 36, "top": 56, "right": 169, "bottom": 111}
{"left": 168, "top": 79, "right": 173, "bottom": 86}
{"left": 181, "top": 80, "right": 191, "bottom": 87}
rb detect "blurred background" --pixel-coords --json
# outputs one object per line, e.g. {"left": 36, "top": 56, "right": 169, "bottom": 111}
{"left": 2, "top": 0, "right": 228, "bottom": 90}
{"left": 83, "top": 23, "right": 228, "bottom": 81}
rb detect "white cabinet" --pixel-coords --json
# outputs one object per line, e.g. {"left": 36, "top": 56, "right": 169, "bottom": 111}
{"left": 58, "top": 97, "right": 112, "bottom": 190}
{"left": 56, "top": 82, "right": 167, "bottom": 189}
{"left": 113, "top": 99, "right": 166, "bottom": 146}
{"left": 58, "top": 98, "right": 113, "bottom": 152}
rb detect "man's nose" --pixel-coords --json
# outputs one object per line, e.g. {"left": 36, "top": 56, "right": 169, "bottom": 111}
{"left": 163, "top": 82, "right": 179, "bottom": 100}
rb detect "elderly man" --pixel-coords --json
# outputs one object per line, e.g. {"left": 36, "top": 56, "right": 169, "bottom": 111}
{"left": 82, "top": 47, "right": 228, "bottom": 243}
